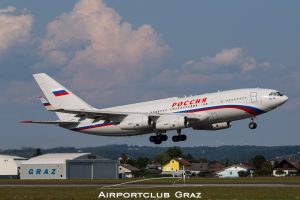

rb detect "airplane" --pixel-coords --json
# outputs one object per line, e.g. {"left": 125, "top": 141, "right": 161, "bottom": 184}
{"left": 21, "top": 73, "right": 288, "bottom": 144}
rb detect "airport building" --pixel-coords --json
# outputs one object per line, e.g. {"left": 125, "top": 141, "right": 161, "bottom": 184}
{"left": 0, "top": 154, "right": 27, "bottom": 179}
{"left": 20, "top": 153, "right": 118, "bottom": 179}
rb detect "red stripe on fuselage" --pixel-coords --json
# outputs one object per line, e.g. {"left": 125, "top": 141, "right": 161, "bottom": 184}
{"left": 72, "top": 123, "right": 115, "bottom": 131}
{"left": 179, "top": 105, "right": 263, "bottom": 116}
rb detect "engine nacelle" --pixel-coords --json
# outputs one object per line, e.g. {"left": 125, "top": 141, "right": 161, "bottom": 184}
{"left": 120, "top": 115, "right": 153, "bottom": 130}
{"left": 193, "top": 122, "right": 232, "bottom": 130}
{"left": 155, "top": 116, "right": 189, "bottom": 130}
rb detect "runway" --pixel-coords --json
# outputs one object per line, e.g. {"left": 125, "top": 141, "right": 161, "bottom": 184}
{"left": 1, "top": 183, "right": 300, "bottom": 187}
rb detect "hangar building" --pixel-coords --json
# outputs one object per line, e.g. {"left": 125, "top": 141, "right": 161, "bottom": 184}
{"left": 20, "top": 153, "right": 118, "bottom": 179}
{"left": 0, "top": 154, "right": 27, "bottom": 179}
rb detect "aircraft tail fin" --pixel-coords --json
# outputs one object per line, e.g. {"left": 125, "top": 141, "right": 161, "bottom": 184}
{"left": 33, "top": 73, "right": 93, "bottom": 120}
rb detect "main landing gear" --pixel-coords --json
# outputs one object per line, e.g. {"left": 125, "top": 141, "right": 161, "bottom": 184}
{"left": 249, "top": 118, "right": 257, "bottom": 129}
{"left": 172, "top": 129, "right": 187, "bottom": 142}
{"left": 149, "top": 129, "right": 187, "bottom": 144}
{"left": 149, "top": 133, "right": 168, "bottom": 144}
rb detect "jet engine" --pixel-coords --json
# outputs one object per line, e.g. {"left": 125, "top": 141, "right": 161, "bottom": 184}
{"left": 120, "top": 115, "right": 153, "bottom": 130}
{"left": 193, "top": 122, "right": 232, "bottom": 130}
{"left": 155, "top": 116, "right": 189, "bottom": 130}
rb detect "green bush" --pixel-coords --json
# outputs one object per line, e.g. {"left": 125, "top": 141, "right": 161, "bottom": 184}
{"left": 238, "top": 171, "right": 250, "bottom": 177}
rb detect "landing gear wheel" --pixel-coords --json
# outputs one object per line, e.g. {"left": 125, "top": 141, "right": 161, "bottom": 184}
{"left": 179, "top": 134, "right": 187, "bottom": 141}
{"left": 149, "top": 136, "right": 156, "bottom": 142}
{"left": 156, "top": 135, "right": 163, "bottom": 141}
{"left": 172, "top": 135, "right": 180, "bottom": 142}
{"left": 249, "top": 122, "right": 257, "bottom": 129}
{"left": 150, "top": 134, "right": 166, "bottom": 144}
{"left": 154, "top": 139, "right": 162, "bottom": 144}
{"left": 161, "top": 135, "right": 168, "bottom": 141}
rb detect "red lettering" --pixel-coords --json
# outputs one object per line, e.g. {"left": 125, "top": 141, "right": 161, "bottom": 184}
{"left": 172, "top": 98, "right": 207, "bottom": 107}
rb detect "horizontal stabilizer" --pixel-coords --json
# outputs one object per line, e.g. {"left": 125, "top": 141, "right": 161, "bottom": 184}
{"left": 19, "top": 120, "right": 78, "bottom": 125}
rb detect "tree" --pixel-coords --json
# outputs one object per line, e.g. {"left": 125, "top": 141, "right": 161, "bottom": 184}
{"left": 198, "top": 171, "right": 213, "bottom": 177}
{"left": 134, "top": 157, "right": 150, "bottom": 169}
{"left": 199, "top": 158, "right": 208, "bottom": 163}
{"left": 260, "top": 161, "right": 273, "bottom": 176}
{"left": 252, "top": 155, "right": 266, "bottom": 170}
{"left": 33, "top": 148, "right": 42, "bottom": 157}
{"left": 225, "top": 158, "right": 229, "bottom": 167}
{"left": 166, "top": 147, "right": 183, "bottom": 158}
{"left": 120, "top": 153, "right": 128, "bottom": 164}
{"left": 154, "top": 152, "right": 170, "bottom": 165}
{"left": 297, "top": 169, "right": 300, "bottom": 176}
{"left": 238, "top": 171, "right": 250, "bottom": 177}
{"left": 253, "top": 161, "right": 273, "bottom": 176}
{"left": 184, "top": 153, "right": 194, "bottom": 161}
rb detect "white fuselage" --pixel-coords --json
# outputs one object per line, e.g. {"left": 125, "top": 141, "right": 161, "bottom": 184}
{"left": 67, "top": 88, "right": 288, "bottom": 136}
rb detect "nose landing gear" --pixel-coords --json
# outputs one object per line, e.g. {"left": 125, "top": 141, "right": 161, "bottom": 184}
{"left": 249, "top": 118, "right": 257, "bottom": 129}
{"left": 249, "top": 122, "right": 257, "bottom": 129}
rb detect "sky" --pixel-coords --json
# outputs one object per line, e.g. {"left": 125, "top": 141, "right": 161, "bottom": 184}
{"left": 0, "top": 0, "right": 299, "bottom": 149}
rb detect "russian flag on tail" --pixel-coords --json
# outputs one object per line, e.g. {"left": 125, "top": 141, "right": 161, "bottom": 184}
{"left": 52, "top": 89, "right": 69, "bottom": 97}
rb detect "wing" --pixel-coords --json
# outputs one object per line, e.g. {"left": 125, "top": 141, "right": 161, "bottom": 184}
{"left": 50, "top": 108, "right": 160, "bottom": 120}
{"left": 50, "top": 108, "right": 209, "bottom": 123}
{"left": 19, "top": 120, "right": 79, "bottom": 125}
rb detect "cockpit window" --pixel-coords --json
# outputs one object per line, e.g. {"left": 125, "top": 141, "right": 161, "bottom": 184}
{"left": 269, "top": 91, "right": 284, "bottom": 96}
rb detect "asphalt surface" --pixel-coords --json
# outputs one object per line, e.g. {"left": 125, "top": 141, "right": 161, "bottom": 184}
{"left": 0, "top": 183, "right": 300, "bottom": 187}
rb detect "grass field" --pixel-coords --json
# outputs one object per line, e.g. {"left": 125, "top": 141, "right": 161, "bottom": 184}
{"left": 0, "top": 186, "right": 300, "bottom": 200}
{"left": 0, "top": 177, "right": 300, "bottom": 200}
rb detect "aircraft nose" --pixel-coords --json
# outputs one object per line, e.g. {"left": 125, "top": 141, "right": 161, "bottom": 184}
{"left": 282, "top": 95, "right": 288, "bottom": 103}
{"left": 277, "top": 95, "right": 288, "bottom": 106}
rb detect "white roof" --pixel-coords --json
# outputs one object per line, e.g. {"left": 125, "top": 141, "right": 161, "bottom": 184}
{"left": 22, "top": 153, "right": 90, "bottom": 164}
{"left": 216, "top": 165, "right": 249, "bottom": 174}
{"left": 0, "top": 154, "right": 27, "bottom": 160}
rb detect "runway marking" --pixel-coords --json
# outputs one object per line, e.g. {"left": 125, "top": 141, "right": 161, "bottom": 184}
{"left": 99, "top": 177, "right": 182, "bottom": 189}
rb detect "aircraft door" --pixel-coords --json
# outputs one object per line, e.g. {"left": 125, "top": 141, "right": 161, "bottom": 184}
{"left": 250, "top": 92, "right": 257, "bottom": 103}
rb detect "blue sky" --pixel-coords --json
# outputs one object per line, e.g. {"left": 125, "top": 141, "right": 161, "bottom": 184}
{"left": 0, "top": 0, "right": 299, "bottom": 149}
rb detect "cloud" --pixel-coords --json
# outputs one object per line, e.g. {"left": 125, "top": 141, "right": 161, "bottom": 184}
{"left": 151, "top": 47, "right": 282, "bottom": 93}
{"left": 184, "top": 47, "right": 271, "bottom": 73}
{"left": 0, "top": 6, "right": 33, "bottom": 54}
{"left": 39, "top": 0, "right": 169, "bottom": 93}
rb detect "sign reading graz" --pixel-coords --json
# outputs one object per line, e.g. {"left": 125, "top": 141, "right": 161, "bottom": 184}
{"left": 28, "top": 168, "right": 57, "bottom": 175}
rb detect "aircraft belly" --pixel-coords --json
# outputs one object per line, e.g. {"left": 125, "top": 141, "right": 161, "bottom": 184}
{"left": 208, "top": 108, "right": 251, "bottom": 123}
{"left": 75, "top": 124, "right": 152, "bottom": 136}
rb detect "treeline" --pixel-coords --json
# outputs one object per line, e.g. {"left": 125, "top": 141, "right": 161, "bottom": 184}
{"left": 1, "top": 145, "right": 300, "bottom": 161}
{"left": 119, "top": 147, "right": 294, "bottom": 177}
